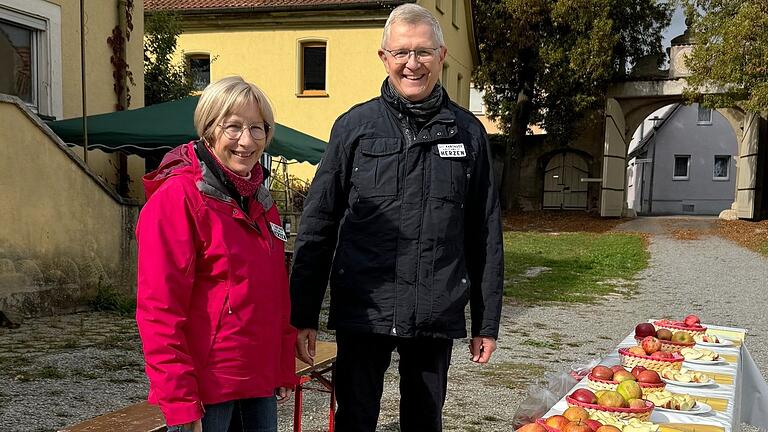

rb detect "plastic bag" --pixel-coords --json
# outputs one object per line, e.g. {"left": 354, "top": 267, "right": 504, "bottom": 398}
{"left": 512, "top": 358, "right": 602, "bottom": 430}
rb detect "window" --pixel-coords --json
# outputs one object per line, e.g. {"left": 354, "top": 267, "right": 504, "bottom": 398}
{"left": 436, "top": 0, "right": 444, "bottom": 13}
{"left": 451, "top": 0, "right": 459, "bottom": 28}
{"left": 299, "top": 42, "right": 326, "bottom": 95}
{"left": 673, "top": 155, "right": 690, "bottom": 180}
{"left": 0, "top": 19, "right": 34, "bottom": 104}
{"left": 186, "top": 54, "right": 210, "bottom": 92}
{"left": 697, "top": 104, "right": 712, "bottom": 125}
{"left": 714, "top": 155, "right": 730, "bottom": 180}
{"left": 469, "top": 85, "right": 484, "bottom": 114}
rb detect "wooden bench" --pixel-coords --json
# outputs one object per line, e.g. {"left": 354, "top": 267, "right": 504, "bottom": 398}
{"left": 59, "top": 341, "right": 337, "bottom": 432}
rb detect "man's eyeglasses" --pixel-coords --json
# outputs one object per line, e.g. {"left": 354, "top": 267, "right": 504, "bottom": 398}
{"left": 383, "top": 47, "right": 440, "bottom": 64}
{"left": 218, "top": 122, "right": 270, "bottom": 140}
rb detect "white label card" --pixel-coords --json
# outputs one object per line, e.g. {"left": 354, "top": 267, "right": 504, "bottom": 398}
{"left": 269, "top": 222, "right": 288, "bottom": 242}
{"left": 437, "top": 143, "right": 466, "bottom": 158}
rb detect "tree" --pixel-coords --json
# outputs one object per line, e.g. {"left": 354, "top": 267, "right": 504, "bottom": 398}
{"left": 683, "top": 0, "right": 768, "bottom": 113}
{"left": 144, "top": 12, "right": 195, "bottom": 106}
{"left": 473, "top": 0, "right": 672, "bottom": 209}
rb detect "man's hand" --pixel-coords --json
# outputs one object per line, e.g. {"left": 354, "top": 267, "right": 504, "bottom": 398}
{"left": 295, "top": 328, "right": 317, "bottom": 365}
{"left": 469, "top": 336, "right": 496, "bottom": 364}
{"left": 275, "top": 387, "right": 294, "bottom": 404}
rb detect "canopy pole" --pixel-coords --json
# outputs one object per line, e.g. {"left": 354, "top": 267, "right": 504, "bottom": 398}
{"left": 282, "top": 156, "right": 291, "bottom": 213}
{"left": 80, "top": 0, "right": 88, "bottom": 164}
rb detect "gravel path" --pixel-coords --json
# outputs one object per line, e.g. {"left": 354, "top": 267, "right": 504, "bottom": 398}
{"left": 0, "top": 216, "right": 765, "bottom": 431}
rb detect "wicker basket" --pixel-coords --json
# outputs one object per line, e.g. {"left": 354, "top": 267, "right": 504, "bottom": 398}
{"left": 535, "top": 418, "right": 562, "bottom": 432}
{"left": 634, "top": 337, "right": 695, "bottom": 352}
{"left": 565, "top": 395, "right": 654, "bottom": 421}
{"left": 586, "top": 374, "right": 666, "bottom": 397}
{"left": 653, "top": 320, "right": 707, "bottom": 337}
{"left": 618, "top": 348, "right": 683, "bottom": 372}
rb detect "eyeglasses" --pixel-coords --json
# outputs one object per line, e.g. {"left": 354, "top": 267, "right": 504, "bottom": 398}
{"left": 218, "top": 122, "right": 270, "bottom": 140}
{"left": 383, "top": 47, "right": 440, "bottom": 64}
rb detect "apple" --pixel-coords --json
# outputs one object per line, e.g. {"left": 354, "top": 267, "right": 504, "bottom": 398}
{"left": 563, "top": 406, "right": 590, "bottom": 422}
{"left": 631, "top": 365, "right": 647, "bottom": 378}
{"left": 597, "top": 391, "right": 626, "bottom": 408}
{"left": 650, "top": 350, "right": 672, "bottom": 359}
{"left": 617, "top": 380, "right": 642, "bottom": 401}
{"left": 635, "top": 322, "right": 656, "bottom": 338}
{"left": 641, "top": 336, "right": 662, "bottom": 355}
{"left": 594, "top": 390, "right": 607, "bottom": 400}
{"left": 610, "top": 365, "right": 625, "bottom": 373}
{"left": 613, "top": 370, "right": 636, "bottom": 383}
{"left": 627, "top": 346, "right": 647, "bottom": 356}
{"left": 636, "top": 370, "right": 662, "bottom": 384}
{"left": 627, "top": 398, "right": 647, "bottom": 409}
{"left": 563, "top": 420, "right": 593, "bottom": 432}
{"left": 671, "top": 331, "right": 694, "bottom": 344}
{"left": 656, "top": 328, "right": 673, "bottom": 340}
{"left": 591, "top": 365, "right": 614, "bottom": 380}
{"left": 517, "top": 423, "right": 548, "bottom": 432}
{"left": 570, "top": 388, "right": 597, "bottom": 404}
{"left": 546, "top": 415, "right": 570, "bottom": 431}
{"left": 684, "top": 314, "right": 700, "bottom": 327}
{"left": 595, "top": 426, "right": 622, "bottom": 432}
{"left": 585, "top": 419, "right": 603, "bottom": 432}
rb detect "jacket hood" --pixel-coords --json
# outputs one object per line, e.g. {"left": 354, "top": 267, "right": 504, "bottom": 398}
{"left": 143, "top": 142, "right": 198, "bottom": 200}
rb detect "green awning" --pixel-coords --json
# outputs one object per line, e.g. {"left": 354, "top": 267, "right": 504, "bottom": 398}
{"left": 47, "top": 96, "right": 326, "bottom": 164}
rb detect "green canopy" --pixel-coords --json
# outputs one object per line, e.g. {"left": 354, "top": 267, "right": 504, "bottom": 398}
{"left": 47, "top": 96, "right": 326, "bottom": 164}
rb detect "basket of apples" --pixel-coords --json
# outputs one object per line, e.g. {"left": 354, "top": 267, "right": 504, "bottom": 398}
{"left": 586, "top": 365, "right": 665, "bottom": 397}
{"left": 653, "top": 315, "right": 706, "bottom": 338}
{"left": 634, "top": 322, "right": 695, "bottom": 352}
{"left": 565, "top": 387, "right": 654, "bottom": 421}
{"left": 618, "top": 337, "right": 684, "bottom": 372}
{"left": 526, "top": 407, "right": 608, "bottom": 432}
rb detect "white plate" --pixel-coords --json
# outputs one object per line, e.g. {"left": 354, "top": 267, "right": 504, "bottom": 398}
{"left": 662, "top": 377, "right": 716, "bottom": 387}
{"left": 696, "top": 338, "right": 733, "bottom": 347}
{"left": 684, "top": 357, "right": 727, "bottom": 365}
{"left": 654, "top": 401, "right": 712, "bottom": 415}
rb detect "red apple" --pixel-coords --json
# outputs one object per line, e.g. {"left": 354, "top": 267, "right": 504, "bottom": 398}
{"left": 637, "top": 370, "right": 662, "bottom": 384}
{"left": 591, "top": 365, "right": 614, "bottom": 380}
{"left": 635, "top": 322, "right": 656, "bottom": 338}
{"left": 610, "top": 365, "right": 625, "bottom": 373}
{"left": 570, "top": 388, "right": 598, "bottom": 404}
{"left": 650, "top": 350, "right": 672, "bottom": 359}
{"left": 628, "top": 346, "right": 647, "bottom": 356}
{"left": 563, "top": 406, "right": 590, "bottom": 422}
{"left": 546, "top": 415, "right": 570, "bottom": 431}
{"left": 595, "top": 426, "right": 622, "bottom": 432}
{"left": 564, "top": 420, "right": 594, "bottom": 432}
{"left": 631, "top": 365, "right": 647, "bottom": 378}
{"left": 585, "top": 419, "right": 603, "bottom": 431}
{"left": 684, "top": 314, "right": 700, "bottom": 327}
{"left": 517, "top": 423, "right": 548, "bottom": 432}
{"left": 656, "top": 328, "right": 673, "bottom": 340}
{"left": 641, "top": 336, "right": 662, "bottom": 355}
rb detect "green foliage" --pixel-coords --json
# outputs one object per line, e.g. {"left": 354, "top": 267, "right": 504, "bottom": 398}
{"left": 269, "top": 171, "right": 311, "bottom": 213}
{"left": 682, "top": 0, "right": 768, "bottom": 112}
{"left": 144, "top": 12, "right": 195, "bottom": 106}
{"left": 474, "top": 0, "right": 672, "bottom": 142}
{"left": 503, "top": 231, "right": 648, "bottom": 303}
{"left": 90, "top": 284, "right": 136, "bottom": 316}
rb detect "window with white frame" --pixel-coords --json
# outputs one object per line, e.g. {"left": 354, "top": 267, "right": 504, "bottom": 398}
{"left": 299, "top": 41, "right": 326, "bottom": 95}
{"left": 673, "top": 155, "right": 690, "bottom": 180}
{"left": 713, "top": 155, "right": 730, "bottom": 180}
{"left": 469, "top": 85, "right": 484, "bottom": 114}
{"left": 697, "top": 104, "right": 712, "bottom": 125}
{"left": 187, "top": 54, "right": 210, "bottom": 92}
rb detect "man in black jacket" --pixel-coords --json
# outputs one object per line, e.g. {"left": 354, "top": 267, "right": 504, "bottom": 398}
{"left": 290, "top": 4, "right": 503, "bottom": 432}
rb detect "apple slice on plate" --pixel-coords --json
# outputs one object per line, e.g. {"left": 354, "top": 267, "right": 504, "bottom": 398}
{"left": 661, "top": 377, "right": 716, "bottom": 387}
{"left": 684, "top": 357, "right": 727, "bottom": 365}
{"left": 654, "top": 401, "right": 712, "bottom": 415}
{"left": 695, "top": 337, "right": 733, "bottom": 347}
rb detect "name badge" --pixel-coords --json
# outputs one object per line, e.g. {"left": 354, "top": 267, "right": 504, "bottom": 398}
{"left": 437, "top": 143, "right": 466, "bottom": 158}
{"left": 269, "top": 222, "right": 288, "bottom": 242}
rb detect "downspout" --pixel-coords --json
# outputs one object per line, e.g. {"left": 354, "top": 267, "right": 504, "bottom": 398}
{"left": 80, "top": 0, "right": 88, "bottom": 164}
{"left": 117, "top": 0, "right": 129, "bottom": 196}
{"left": 649, "top": 136, "right": 656, "bottom": 214}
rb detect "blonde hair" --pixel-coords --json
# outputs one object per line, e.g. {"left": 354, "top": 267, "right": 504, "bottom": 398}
{"left": 382, "top": 4, "right": 445, "bottom": 48}
{"left": 194, "top": 76, "right": 276, "bottom": 146}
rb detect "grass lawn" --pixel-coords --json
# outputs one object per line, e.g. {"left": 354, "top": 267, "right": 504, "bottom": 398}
{"left": 503, "top": 231, "right": 649, "bottom": 303}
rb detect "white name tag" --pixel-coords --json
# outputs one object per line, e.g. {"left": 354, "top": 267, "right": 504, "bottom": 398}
{"left": 269, "top": 222, "right": 287, "bottom": 242}
{"left": 437, "top": 143, "right": 466, "bottom": 158}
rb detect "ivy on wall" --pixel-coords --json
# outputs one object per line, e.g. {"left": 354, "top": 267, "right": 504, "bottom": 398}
{"left": 107, "top": 0, "right": 135, "bottom": 111}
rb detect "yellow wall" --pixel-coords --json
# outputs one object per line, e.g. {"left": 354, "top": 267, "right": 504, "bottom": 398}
{"left": 0, "top": 99, "right": 138, "bottom": 313}
{"left": 170, "top": 1, "right": 476, "bottom": 181}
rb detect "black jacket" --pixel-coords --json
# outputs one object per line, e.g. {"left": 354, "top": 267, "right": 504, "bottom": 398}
{"left": 290, "top": 89, "right": 503, "bottom": 339}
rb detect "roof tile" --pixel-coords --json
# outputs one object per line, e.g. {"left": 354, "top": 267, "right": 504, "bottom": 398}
{"left": 145, "top": 0, "right": 387, "bottom": 11}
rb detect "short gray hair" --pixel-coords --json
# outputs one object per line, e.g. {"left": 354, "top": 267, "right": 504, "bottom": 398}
{"left": 381, "top": 4, "right": 445, "bottom": 49}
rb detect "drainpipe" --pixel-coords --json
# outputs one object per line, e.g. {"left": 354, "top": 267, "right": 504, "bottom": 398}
{"left": 80, "top": 0, "right": 88, "bottom": 164}
{"left": 648, "top": 136, "right": 656, "bottom": 214}
{"left": 116, "top": 0, "right": 129, "bottom": 196}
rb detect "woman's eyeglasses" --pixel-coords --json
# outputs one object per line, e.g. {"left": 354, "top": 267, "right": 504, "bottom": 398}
{"left": 218, "top": 122, "right": 270, "bottom": 140}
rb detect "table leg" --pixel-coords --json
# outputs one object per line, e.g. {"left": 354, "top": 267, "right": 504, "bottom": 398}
{"left": 328, "top": 365, "right": 336, "bottom": 432}
{"left": 294, "top": 381, "right": 304, "bottom": 432}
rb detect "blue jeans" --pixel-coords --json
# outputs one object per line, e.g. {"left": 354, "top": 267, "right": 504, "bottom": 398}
{"left": 166, "top": 397, "right": 278, "bottom": 432}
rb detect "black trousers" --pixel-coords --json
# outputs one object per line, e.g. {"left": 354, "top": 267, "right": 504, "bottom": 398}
{"left": 333, "top": 332, "right": 454, "bottom": 432}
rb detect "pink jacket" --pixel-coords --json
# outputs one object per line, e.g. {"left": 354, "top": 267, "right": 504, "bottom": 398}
{"left": 136, "top": 142, "right": 297, "bottom": 426}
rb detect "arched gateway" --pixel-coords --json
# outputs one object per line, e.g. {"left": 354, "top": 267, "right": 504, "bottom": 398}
{"left": 600, "top": 31, "right": 767, "bottom": 219}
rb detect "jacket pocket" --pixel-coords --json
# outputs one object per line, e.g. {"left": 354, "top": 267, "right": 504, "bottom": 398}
{"left": 352, "top": 138, "right": 402, "bottom": 198}
{"left": 429, "top": 145, "right": 471, "bottom": 204}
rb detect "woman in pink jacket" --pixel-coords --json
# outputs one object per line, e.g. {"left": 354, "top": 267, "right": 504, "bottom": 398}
{"left": 136, "top": 76, "right": 298, "bottom": 432}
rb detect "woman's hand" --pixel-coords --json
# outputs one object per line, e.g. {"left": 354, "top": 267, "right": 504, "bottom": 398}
{"left": 276, "top": 386, "right": 294, "bottom": 404}
{"left": 169, "top": 420, "right": 202, "bottom": 432}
